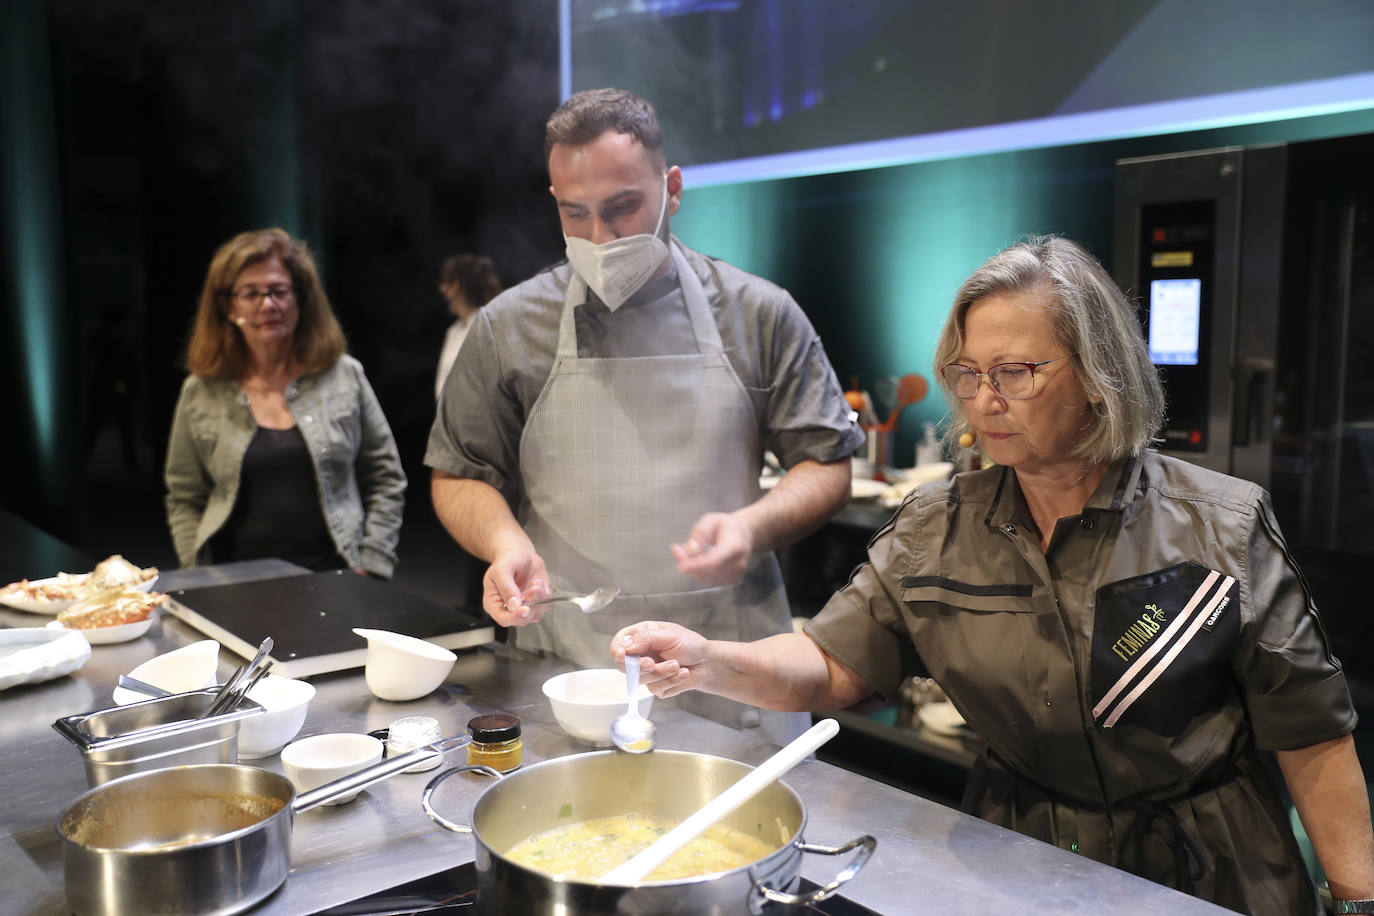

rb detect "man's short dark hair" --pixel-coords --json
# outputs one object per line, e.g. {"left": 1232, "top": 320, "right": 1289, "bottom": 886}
{"left": 544, "top": 88, "right": 666, "bottom": 170}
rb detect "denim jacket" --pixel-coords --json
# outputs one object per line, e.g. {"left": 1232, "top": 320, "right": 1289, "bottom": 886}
{"left": 164, "top": 355, "right": 406, "bottom": 577}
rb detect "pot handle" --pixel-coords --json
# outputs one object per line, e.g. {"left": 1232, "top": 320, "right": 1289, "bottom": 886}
{"left": 294, "top": 734, "right": 472, "bottom": 814}
{"left": 420, "top": 764, "right": 504, "bottom": 834}
{"left": 754, "top": 834, "right": 876, "bottom": 908}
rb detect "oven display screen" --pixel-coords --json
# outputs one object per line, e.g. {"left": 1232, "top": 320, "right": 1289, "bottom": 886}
{"left": 1148, "top": 278, "right": 1202, "bottom": 366}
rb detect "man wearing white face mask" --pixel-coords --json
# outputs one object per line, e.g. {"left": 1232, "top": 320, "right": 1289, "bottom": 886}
{"left": 426, "top": 89, "right": 862, "bottom": 743}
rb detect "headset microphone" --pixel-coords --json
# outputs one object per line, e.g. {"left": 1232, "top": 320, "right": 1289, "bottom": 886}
{"left": 233, "top": 316, "right": 247, "bottom": 326}
{"left": 958, "top": 432, "right": 976, "bottom": 449}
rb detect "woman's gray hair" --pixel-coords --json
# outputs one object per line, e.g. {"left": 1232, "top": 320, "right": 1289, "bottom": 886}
{"left": 932, "top": 235, "right": 1164, "bottom": 464}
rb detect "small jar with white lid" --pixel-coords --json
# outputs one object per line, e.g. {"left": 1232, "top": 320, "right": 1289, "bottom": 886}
{"left": 386, "top": 715, "right": 443, "bottom": 772}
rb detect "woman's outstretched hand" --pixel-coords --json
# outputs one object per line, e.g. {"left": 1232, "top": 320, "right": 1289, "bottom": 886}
{"left": 611, "top": 621, "right": 712, "bottom": 699}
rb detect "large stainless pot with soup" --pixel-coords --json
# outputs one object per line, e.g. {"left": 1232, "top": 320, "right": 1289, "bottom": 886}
{"left": 422, "top": 750, "right": 875, "bottom": 915}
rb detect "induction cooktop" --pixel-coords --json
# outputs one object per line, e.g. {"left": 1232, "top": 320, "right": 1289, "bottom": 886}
{"left": 312, "top": 861, "right": 882, "bottom": 915}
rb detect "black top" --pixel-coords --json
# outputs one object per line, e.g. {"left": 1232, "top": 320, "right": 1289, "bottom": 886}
{"left": 468, "top": 713, "right": 521, "bottom": 743}
{"left": 210, "top": 425, "right": 343, "bottom": 571}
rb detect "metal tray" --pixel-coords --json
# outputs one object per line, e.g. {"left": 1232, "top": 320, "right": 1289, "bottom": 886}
{"left": 53, "top": 688, "right": 264, "bottom": 786}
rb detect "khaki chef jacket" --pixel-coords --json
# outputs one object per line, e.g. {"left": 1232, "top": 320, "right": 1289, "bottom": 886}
{"left": 806, "top": 451, "right": 1355, "bottom": 915}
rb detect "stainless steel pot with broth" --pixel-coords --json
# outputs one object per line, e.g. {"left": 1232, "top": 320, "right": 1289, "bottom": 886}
{"left": 422, "top": 749, "right": 875, "bottom": 915}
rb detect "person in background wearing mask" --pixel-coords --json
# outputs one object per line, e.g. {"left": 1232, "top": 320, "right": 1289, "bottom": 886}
{"left": 426, "top": 88, "right": 862, "bottom": 743}
{"left": 434, "top": 252, "right": 503, "bottom": 401}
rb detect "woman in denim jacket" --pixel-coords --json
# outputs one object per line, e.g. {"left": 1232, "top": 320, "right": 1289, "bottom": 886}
{"left": 164, "top": 229, "right": 405, "bottom": 578}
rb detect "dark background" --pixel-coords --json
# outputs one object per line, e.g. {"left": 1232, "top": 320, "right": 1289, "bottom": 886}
{"left": 3, "top": 1, "right": 563, "bottom": 603}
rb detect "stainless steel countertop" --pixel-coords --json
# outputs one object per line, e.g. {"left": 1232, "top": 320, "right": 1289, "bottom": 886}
{"left": 0, "top": 563, "right": 1231, "bottom": 915}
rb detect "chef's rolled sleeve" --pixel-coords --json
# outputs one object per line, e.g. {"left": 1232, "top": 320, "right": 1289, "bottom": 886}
{"left": 805, "top": 507, "right": 920, "bottom": 701}
{"left": 1239, "top": 493, "right": 1357, "bottom": 749}
{"left": 764, "top": 334, "right": 865, "bottom": 467}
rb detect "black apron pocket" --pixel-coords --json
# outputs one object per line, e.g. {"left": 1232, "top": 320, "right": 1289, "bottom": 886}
{"left": 1090, "top": 561, "right": 1239, "bottom": 736}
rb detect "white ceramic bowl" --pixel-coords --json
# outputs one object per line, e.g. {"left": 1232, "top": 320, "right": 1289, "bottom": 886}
{"left": 542, "top": 668, "right": 653, "bottom": 746}
{"left": 112, "top": 639, "right": 220, "bottom": 705}
{"left": 236, "top": 675, "right": 316, "bottom": 759}
{"left": 352, "top": 628, "right": 455, "bottom": 701}
{"left": 281, "top": 732, "right": 383, "bottom": 805}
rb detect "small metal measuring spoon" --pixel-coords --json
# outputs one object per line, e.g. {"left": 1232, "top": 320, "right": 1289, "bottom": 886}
{"left": 520, "top": 585, "right": 621, "bottom": 614}
{"left": 609, "top": 655, "right": 656, "bottom": 754}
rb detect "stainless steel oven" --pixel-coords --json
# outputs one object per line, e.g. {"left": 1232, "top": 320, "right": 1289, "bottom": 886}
{"left": 1114, "top": 132, "right": 1374, "bottom": 680}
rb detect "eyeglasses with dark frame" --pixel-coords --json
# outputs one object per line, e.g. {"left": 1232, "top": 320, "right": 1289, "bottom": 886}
{"left": 940, "top": 354, "right": 1073, "bottom": 400}
{"left": 227, "top": 285, "right": 296, "bottom": 307}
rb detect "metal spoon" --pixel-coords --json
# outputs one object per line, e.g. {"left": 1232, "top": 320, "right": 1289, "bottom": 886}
{"left": 521, "top": 585, "right": 621, "bottom": 614}
{"left": 202, "top": 636, "right": 273, "bottom": 718}
{"left": 609, "top": 655, "right": 656, "bottom": 754}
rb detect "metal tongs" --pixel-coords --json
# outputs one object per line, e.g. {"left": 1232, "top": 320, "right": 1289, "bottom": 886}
{"left": 201, "top": 636, "right": 274, "bottom": 718}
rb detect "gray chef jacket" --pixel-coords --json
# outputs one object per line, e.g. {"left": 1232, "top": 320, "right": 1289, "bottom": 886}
{"left": 426, "top": 240, "right": 862, "bottom": 504}
{"left": 806, "top": 450, "right": 1355, "bottom": 915}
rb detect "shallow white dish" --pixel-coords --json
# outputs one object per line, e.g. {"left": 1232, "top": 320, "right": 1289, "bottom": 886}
{"left": 917, "top": 700, "right": 968, "bottom": 737}
{"left": 542, "top": 668, "right": 653, "bottom": 746}
{"left": 281, "top": 732, "right": 383, "bottom": 804}
{"left": 0, "top": 627, "right": 92, "bottom": 691}
{"left": 46, "top": 613, "right": 155, "bottom": 645}
{"left": 237, "top": 675, "right": 317, "bottom": 759}
{"left": 0, "top": 574, "right": 91, "bottom": 615}
{"left": 127, "top": 574, "right": 158, "bottom": 596}
{"left": 0, "top": 572, "right": 157, "bottom": 615}
{"left": 112, "top": 639, "right": 220, "bottom": 705}
{"left": 850, "top": 478, "right": 890, "bottom": 500}
{"left": 352, "top": 628, "right": 456, "bottom": 701}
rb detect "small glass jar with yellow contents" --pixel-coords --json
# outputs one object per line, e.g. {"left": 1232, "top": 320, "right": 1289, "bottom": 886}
{"left": 466, "top": 713, "right": 522, "bottom": 772}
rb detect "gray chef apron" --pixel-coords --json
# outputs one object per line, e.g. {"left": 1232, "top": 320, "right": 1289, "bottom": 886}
{"left": 514, "top": 242, "right": 807, "bottom": 746}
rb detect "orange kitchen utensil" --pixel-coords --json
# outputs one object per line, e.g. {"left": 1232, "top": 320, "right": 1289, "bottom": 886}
{"left": 877, "top": 374, "right": 927, "bottom": 432}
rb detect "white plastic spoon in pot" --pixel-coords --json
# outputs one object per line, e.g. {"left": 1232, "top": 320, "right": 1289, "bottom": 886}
{"left": 609, "top": 655, "right": 656, "bottom": 753}
{"left": 601, "top": 717, "right": 840, "bottom": 884}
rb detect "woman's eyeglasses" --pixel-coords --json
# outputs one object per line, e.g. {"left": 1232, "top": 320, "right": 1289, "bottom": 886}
{"left": 940, "top": 355, "right": 1072, "bottom": 400}
{"left": 228, "top": 285, "right": 295, "bottom": 306}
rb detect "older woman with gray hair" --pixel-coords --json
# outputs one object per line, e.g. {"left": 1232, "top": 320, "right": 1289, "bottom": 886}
{"left": 613, "top": 236, "right": 1374, "bottom": 914}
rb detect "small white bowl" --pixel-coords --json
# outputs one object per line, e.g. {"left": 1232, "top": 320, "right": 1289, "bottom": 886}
{"left": 236, "top": 675, "right": 316, "bottom": 759}
{"left": 112, "top": 639, "right": 219, "bottom": 705}
{"left": 542, "top": 668, "right": 653, "bottom": 746}
{"left": 281, "top": 733, "right": 383, "bottom": 805}
{"left": 352, "top": 628, "right": 455, "bottom": 701}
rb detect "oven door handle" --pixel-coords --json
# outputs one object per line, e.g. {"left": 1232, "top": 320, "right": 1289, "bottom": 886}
{"left": 1232, "top": 357, "right": 1274, "bottom": 447}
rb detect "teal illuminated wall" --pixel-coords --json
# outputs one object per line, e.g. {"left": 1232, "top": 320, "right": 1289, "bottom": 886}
{"left": 673, "top": 107, "right": 1374, "bottom": 462}
{"left": 2, "top": 0, "right": 72, "bottom": 525}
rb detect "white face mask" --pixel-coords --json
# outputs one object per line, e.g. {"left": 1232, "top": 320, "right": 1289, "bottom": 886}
{"left": 564, "top": 176, "right": 669, "bottom": 311}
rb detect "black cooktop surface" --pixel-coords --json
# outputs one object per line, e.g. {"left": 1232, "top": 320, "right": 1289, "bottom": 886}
{"left": 312, "top": 861, "right": 881, "bottom": 915}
